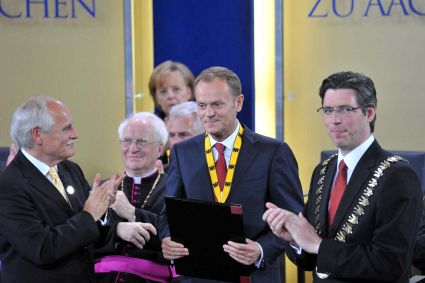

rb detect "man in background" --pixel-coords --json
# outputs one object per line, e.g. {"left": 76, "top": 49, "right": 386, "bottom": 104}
{"left": 0, "top": 96, "right": 122, "bottom": 283}
{"left": 0, "top": 140, "right": 18, "bottom": 172}
{"left": 5, "top": 143, "right": 18, "bottom": 167}
{"left": 156, "top": 101, "right": 204, "bottom": 173}
{"left": 166, "top": 101, "right": 204, "bottom": 149}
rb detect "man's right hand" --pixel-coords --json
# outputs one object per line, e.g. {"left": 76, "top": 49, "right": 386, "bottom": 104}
{"left": 83, "top": 173, "right": 123, "bottom": 221}
{"left": 155, "top": 160, "right": 165, "bottom": 174}
{"left": 111, "top": 191, "right": 136, "bottom": 221}
{"left": 161, "top": 237, "right": 189, "bottom": 260}
{"left": 117, "top": 222, "right": 157, "bottom": 249}
{"left": 262, "top": 202, "right": 294, "bottom": 242}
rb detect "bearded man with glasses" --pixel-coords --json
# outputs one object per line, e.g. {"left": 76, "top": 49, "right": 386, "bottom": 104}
{"left": 263, "top": 71, "right": 422, "bottom": 283}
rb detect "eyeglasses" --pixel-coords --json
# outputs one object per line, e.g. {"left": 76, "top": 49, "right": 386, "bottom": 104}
{"left": 119, "top": 137, "right": 159, "bottom": 148}
{"left": 316, "top": 105, "right": 368, "bottom": 118}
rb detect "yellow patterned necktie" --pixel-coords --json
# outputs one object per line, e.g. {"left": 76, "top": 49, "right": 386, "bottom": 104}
{"left": 48, "top": 167, "right": 70, "bottom": 205}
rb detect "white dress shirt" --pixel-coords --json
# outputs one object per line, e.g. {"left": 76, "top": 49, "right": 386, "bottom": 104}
{"left": 207, "top": 121, "right": 264, "bottom": 267}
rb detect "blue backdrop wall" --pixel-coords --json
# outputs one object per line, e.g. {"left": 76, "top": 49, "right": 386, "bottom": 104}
{"left": 153, "top": 0, "right": 255, "bottom": 129}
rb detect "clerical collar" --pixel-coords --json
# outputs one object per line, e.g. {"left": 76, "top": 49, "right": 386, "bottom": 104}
{"left": 125, "top": 168, "right": 158, "bottom": 185}
{"left": 208, "top": 120, "right": 240, "bottom": 150}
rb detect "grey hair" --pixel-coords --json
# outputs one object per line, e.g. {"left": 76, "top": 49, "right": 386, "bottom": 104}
{"left": 168, "top": 101, "right": 204, "bottom": 135}
{"left": 117, "top": 112, "right": 168, "bottom": 146}
{"left": 10, "top": 96, "right": 57, "bottom": 148}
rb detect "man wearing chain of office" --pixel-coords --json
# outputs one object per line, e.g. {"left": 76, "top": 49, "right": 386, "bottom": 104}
{"left": 263, "top": 71, "right": 422, "bottom": 283}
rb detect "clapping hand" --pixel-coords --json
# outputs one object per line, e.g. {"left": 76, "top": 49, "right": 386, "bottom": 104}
{"left": 111, "top": 191, "right": 136, "bottom": 221}
{"left": 83, "top": 173, "right": 124, "bottom": 221}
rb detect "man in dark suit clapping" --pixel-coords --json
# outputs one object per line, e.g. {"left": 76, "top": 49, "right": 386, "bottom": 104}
{"left": 0, "top": 96, "right": 123, "bottom": 283}
{"left": 263, "top": 71, "right": 422, "bottom": 283}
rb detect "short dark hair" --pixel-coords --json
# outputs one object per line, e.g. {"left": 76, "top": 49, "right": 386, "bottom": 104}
{"left": 319, "top": 71, "right": 377, "bottom": 132}
{"left": 195, "top": 66, "right": 241, "bottom": 99}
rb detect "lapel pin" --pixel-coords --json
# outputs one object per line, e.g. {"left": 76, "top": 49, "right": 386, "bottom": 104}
{"left": 66, "top": 185, "right": 75, "bottom": 195}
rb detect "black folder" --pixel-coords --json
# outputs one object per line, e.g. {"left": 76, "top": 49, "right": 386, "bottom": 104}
{"left": 164, "top": 196, "right": 253, "bottom": 282}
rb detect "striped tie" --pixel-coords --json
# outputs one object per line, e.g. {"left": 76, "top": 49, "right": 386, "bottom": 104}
{"left": 48, "top": 167, "right": 70, "bottom": 205}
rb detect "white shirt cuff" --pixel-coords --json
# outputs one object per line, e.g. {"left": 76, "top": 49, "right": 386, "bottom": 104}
{"left": 290, "top": 241, "right": 302, "bottom": 255}
{"left": 254, "top": 242, "right": 264, "bottom": 268}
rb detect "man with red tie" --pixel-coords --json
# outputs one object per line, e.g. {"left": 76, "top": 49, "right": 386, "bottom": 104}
{"left": 159, "top": 66, "right": 304, "bottom": 283}
{"left": 263, "top": 71, "right": 422, "bottom": 283}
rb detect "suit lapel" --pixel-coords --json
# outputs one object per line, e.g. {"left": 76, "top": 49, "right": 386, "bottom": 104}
{"left": 194, "top": 136, "right": 215, "bottom": 201}
{"left": 57, "top": 163, "right": 81, "bottom": 212}
{"left": 329, "top": 141, "right": 380, "bottom": 235}
{"left": 227, "top": 127, "right": 259, "bottom": 200}
{"left": 17, "top": 151, "right": 73, "bottom": 212}
{"left": 321, "top": 159, "right": 337, "bottom": 236}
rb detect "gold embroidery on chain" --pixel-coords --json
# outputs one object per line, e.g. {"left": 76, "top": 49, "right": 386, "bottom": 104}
{"left": 205, "top": 126, "right": 244, "bottom": 203}
{"left": 314, "top": 155, "right": 407, "bottom": 241}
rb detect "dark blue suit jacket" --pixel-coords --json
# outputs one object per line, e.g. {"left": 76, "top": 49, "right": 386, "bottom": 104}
{"left": 160, "top": 126, "right": 304, "bottom": 283}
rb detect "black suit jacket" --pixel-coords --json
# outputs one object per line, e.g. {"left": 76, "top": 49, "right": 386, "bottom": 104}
{"left": 96, "top": 173, "right": 168, "bottom": 261}
{"left": 95, "top": 173, "right": 169, "bottom": 283}
{"left": 159, "top": 126, "right": 304, "bottom": 283}
{"left": 0, "top": 150, "right": 102, "bottom": 283}
{"left": 289, "top": 141, "right": 422, "bottom": 283}
{"left": 413, "top": 198, "right": 425, "bottom": 273}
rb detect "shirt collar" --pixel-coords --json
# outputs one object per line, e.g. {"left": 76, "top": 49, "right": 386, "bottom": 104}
{"left": 125, "top": 168, "right": 158, "bottom": 184}
{"left": 21, "top": 148, "right": 53, "bottom": 176}
{"left": 337, "top": 135, "right": 375, "bottom": 180}
{"left": 208, "top": 120, "right": 240, "bottom": 150}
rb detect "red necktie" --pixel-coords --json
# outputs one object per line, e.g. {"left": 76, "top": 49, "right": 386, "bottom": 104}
{"left": 328, "top": 160, "right": 347, "bottom": 226}
{"left": 214, "top": 143, "right": 227, "bottom": 190}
